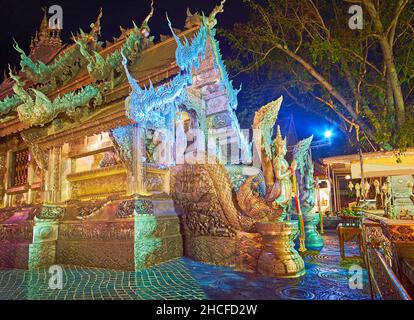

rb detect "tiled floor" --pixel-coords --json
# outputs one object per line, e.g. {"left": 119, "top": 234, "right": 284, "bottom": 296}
{"left": 0, "top": 231, "right": 371, "bottom": 300}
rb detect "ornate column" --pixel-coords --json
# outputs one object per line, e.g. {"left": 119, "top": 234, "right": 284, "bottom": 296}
{"left": 44, "top": 145, "right": 62, "bottom": 203}
{"left": 26, "top": 162, "right": 34, "bottom": 204}
{"left": 29, "top": 145, "right": 64, "bottom": 270}
{"left": 0, "top": 144, "right": 7, "bottom": 207}
{"left": 28, "top": 205, "right": 65, "bottom": 270}
{"left": 132, "top": 125, "right": 148, "bottom": 196}
{"left": 303, "top": 213, "right": 324, "bottom": 250}
{"left": 133, "top": 198, "right": 182, "bottom": 271}
{"left": 134, "top": 200, "right": 161, "bottom": 271}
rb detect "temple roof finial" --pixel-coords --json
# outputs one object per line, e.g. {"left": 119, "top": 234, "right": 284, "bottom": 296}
{"left": 28, "top": 8, "right": 62, "bottom": 61}
{"left": 90, "top": 7, "right": 103, "bottom": 38}
{"left": 38, "top": 7, "right": 49, "bottom": 39}
{"left": 140, "top": 0, "right": 154, "bottom": 38}
{"left": 41, "top": 7, "right": 48, "bottom": 27}
{"left": 205, "top": 0, "right": 226, "bottom": 29}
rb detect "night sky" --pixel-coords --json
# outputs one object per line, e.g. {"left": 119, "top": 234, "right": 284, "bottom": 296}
{"left": 0, "top": 0, "right": 346, "bottom": 159}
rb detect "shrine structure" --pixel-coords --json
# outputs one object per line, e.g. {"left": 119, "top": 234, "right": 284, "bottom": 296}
{"left": 0, "top": 1, "right": 323, "bottom": 279}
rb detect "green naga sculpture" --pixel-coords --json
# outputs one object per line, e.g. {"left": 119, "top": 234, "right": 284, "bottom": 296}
{"left": 6, "top": 8, "right": 105, "bottom": 123}
{"left": 75, "top": 1, "right": 154, "bottom": 84}
{"left": 9, "top": 68, "right": 102, "bottom": 127}
{"left": 13, "top": 40, "right": 83, "bottom": 87}
{"left": 8, "top": 68, "right": 32, "bottom": 112}
{"left": 13, "top": 10, "right": 102, "bottom": 88}
{"left": 0, "top": 92, "right": 22, "bottom": 116}
{"left": 292, "top": 136, "right": 324, "bottom": 250}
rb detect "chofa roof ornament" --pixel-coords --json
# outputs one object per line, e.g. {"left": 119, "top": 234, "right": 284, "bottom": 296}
{"left": 140, "top": 0, "right": 154, "bottom": 38}
{"left": 89, "top": 7, "right": 103, "bottom": 39}
{"left": 121, "top": 50, "right": 191, "bottom": 128}
{"left": 204, "top": 0, "right": 226, "bottom": 30}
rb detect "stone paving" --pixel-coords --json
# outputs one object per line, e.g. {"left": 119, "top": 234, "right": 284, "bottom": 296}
{"left": 0, "top": 231, "right": 371, "bottom": 300}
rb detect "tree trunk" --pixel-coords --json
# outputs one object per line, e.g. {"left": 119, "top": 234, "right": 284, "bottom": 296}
{"left": 380, "top": 38, "right": 406, "bottom": 125}
{"left": 274, "top": 42, "right": 375, "bottom": 140}
{"left": 364, "top": 1, "right": 406, "bottom": 126}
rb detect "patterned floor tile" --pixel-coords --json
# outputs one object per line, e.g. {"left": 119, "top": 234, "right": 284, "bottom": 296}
{"left": 0, "top": 231, "right": 371, "bottom": 300}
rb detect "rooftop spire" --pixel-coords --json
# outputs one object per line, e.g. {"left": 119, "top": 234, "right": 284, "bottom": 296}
{"left": 38, "top": 7, "right": 49, "bottom": 40}
{"left": 29, "top": 8, "right": 62, "bottom": 61}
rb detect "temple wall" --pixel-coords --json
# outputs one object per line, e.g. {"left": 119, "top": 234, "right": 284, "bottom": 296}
{"left": 0, "top": 222, "right": 33, "bottom": 269}
{"left": 0, "top": 136, "right": 38, "bottom": 270}
{"left": 63, "top": 133, "right": 129, "bottom": 201}
{"left": 182, "top": 232, "right": 263, "bottom": 273}
{"left": 138, "top": 214, "right": 183, "bottom": 269}
{"left": 56, "top": 219, "right": 135, "bottom": 270}
{"left": 0, "top": 240, "right": 31, "bottom": 269}
{"left": 50, "top": 199, "right": 183, "bottom": 271}
{"left": 0, "top": 144, "right": 7, "bottom": 207}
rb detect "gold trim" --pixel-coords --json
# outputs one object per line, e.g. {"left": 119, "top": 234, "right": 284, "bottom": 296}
{"left": 69, "top": 145, "right": 115, "bottom": 159}
{"left": 67, "top": 165, "right": 126, "bottom": 182}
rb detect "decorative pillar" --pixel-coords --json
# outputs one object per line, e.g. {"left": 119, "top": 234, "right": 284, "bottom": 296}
{"left": 29, "top": 145, "right": 64, "bottom": 270}
{"left": 60, "top": 144, "right": 72, "bottom": 202}
{"left": 44, "top": 146, "right": 63, "bottom": 203}
{"left": 134, "top": 199, "right": 161, "bottom": 271}
{"left": 4, "top": 150, "right": 13, "bottom": 207}
{"left": 302, "top": 213, "right": 324, "bottom": 250}
{"left": 132, "top": 125, "right": 148, "bottom": 196}
{"left": 0, "top": 145, "right": 6, "bottom": 207}
{"left": 28, "top": 204, "right": 64, "bottom": 270}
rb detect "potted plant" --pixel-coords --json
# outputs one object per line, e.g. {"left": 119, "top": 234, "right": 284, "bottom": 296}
{"left": 339, "top": 208, "right": 363, "bottom": 226}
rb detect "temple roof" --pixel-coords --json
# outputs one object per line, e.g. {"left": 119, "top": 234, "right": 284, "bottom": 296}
{"left": 0, "top": 0, "right": 235, "bottom": 145}
{"left": 0, "top": 8, "right": 200, "bottom": 137}
{"left": 0, "top": 9, "right": 63, "bottom": 100}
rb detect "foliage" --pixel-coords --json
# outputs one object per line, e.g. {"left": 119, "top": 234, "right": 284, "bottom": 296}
{"left": 340, "top": 208, "right": 362, "bottom": 217}
{"left": 224, "top": 0, "right": 414, "bottom": 151}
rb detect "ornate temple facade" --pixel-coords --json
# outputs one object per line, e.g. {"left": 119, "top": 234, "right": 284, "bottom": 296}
{"left": 1, "top": 3, "right": 412, "bottom": 298}
{"left": 0, "top": 2, "right": 250, "bottom": 271}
